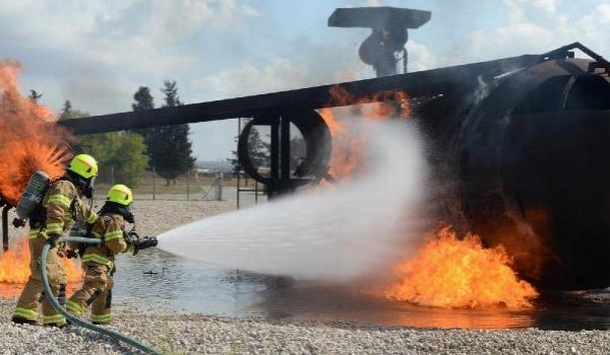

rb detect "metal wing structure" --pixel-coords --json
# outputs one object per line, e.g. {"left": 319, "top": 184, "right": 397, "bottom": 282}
{"left": 56, "top": 42, "right": 610, "bottom": 290}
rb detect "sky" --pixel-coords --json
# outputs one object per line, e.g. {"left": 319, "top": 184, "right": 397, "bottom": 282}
{"left": 1, "top": 0, "right": 608, "bottom": 162}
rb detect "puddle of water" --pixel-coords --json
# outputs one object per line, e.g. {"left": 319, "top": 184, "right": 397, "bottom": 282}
{"left": 103, "top": 249, "right": 610, "bottom": 330}
{"left": 3, "top": 248, "right": 610, "bottom": 330}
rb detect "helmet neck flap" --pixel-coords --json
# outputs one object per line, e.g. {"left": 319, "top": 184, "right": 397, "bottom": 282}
{"left": 99, "top": 201, "right": 135, "bottom": 224}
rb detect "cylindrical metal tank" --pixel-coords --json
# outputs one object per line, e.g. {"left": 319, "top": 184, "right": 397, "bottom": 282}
{"left": 455, "top": 58, "right": 610, "bottom": 290}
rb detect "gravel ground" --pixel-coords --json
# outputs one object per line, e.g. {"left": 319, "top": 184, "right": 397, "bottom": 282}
{"left": 1, "top": 197, "right": 610, "bottom": 354}
{"left": 2, "top": 295, "right": 610, "bottom": 355}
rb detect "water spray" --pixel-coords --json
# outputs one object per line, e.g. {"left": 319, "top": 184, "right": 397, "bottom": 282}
{"left": 159, "top": 119, "right": 430, "bottom": 282}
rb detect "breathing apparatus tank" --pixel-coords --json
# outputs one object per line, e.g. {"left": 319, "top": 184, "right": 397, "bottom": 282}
{"left": 15, "top": 171, "right": 50, "bottom": 220}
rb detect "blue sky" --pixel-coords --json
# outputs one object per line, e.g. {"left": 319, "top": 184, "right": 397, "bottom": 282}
{"left": 1, "top": 0, "right": 608, "bottom": 161}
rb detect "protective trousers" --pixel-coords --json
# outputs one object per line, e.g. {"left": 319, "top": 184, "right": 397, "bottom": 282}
{"left": 66, "top": 263, "right": 114, "bottom": 324}
{"left": 13, "top": 235, "right": 68, "bottom": 326}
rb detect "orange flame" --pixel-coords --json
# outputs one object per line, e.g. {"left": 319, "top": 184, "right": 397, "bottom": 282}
{"left": 0, "top": 61, "right": 82, "bottom": 295}
{"left": 327, "top": 85, "right": 411, "bottom": 118}
{"left": 0, "top": 60, "right": 74, "bottom": 205}
{"left": 0, "top": 238, "right": 83, "bottom": 284}
{"left": 318, "top": 86, "right": 412, "bottom": 179}
{"left": 319, "top": 85, "right": 538, "bottom": 309}
{"left": 0, "top": 239, "right": 31, "bottom": 283}
{"left": 318, "top": 108, "right": 364, "bottom": 180}
{"left": 384, "top": 227, "right": 539, "bottom": 309}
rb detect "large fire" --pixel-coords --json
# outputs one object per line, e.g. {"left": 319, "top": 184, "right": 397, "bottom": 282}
{"left": 0, "top": 60, "right": 73, "bottom": 205}
{"left": 0, "top": 238, "right": 83, "bottom": 284}
{"left": 0, "top": 61, "right": 78, "bottom": 291}
{"left": 321, "top": 86, "right": 539, "bottom": 309}
{"left": 384, "top": 227, "right": 538, "bottom": 309}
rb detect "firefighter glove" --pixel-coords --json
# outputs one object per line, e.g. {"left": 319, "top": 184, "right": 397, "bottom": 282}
{"left": 137, "top": 236, "right": 158, "bottom": 250}
{"left": 132, "top": 236, "right": 157, "bottom": 255}
{"left": 123, "top": 230, "right": 139, "bottom": 246}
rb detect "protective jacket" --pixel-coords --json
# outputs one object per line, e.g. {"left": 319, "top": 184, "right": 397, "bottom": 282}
{"left": 13, "top": 177, "right": 97, "bottom": 326}
{"left": 30, "top": 179, "right": 98, "bottom": 239}
{"left": 66, "top": 212, "right": 129, "bottom": 324}
{"left": 80, "top": 214, "right": 129, "bottom": 271}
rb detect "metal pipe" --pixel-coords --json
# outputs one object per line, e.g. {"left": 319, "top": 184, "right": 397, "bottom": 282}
{"left": 2, "top": 205, "right": 10, "bottom": 251}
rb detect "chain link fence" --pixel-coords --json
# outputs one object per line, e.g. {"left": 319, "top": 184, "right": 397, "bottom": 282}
{"left": 96, "top": 169, "right": 267, "bottom": 207}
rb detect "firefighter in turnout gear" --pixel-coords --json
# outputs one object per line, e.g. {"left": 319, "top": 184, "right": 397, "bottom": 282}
{"left": 12, "top": 153, "right": 99, "bottom": 327}
{"left": 66, "top": 184, "right": 157, "bottom": 324}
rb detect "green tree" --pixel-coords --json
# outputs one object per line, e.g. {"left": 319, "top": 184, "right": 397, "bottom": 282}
{"left": 246, "top": 127, "right": 269, "bottom": 169}
{"left": 230, "top": 121, "right": 270, "bottom": 177}
{"left": 58, "top": 100, "right": 77, "bottom": 119}
{"left": 60, "top": 107, "right": 148, "bottom": 187}
{"left": 132, "top": 87, "right": 154, "bottom": 111}
{"left": 135, "top": 81, "right": 195, "bottom": 185}
{"left": 80, "top": 132, "right": 148, "bottom": 187}
{"left": 130, "top": 86, "right": 155, "bottom": 149}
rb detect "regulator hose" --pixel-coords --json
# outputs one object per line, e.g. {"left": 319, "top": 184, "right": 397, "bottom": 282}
{"left": 41, "top": 236, "right": 160, "bottom": 355}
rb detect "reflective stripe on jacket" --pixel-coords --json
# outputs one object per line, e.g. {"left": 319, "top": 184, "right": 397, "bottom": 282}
{"left": 81, "top": 214, "right": 128, "bottom": 270}
{"left": 30, "top": 179, "right": 97, "bottom": 239}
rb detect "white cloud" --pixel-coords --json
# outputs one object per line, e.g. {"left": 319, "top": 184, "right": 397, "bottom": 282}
{"left": 405, "top": 41, "right": 437, "bottom": 71}
{"left": 505, "top": 0, "right": 557, "bottom": 18}
{"left": 189, "top": 57, "right": 308, "bottom": 100}
{"left": 530, "top": 0, "right": 557, "bottom": 14}
{"left": 450, "top": 1, "right": 608, "bottom": 65}
{"left": 573, "top": 4, "right": 610, "bottom": 56}
{"left": 142, "top": 0, "right": 257, "bottom": 45}
{"left": 1, "top": 0, "right": 608, "bottom": 161}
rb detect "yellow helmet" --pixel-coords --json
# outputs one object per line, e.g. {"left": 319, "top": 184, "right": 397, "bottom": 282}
{"left": 67, "top": 154, "right": 98, "bottom": 180}
{"left": 107, "top": 184, "right": 133, "bottom": 206}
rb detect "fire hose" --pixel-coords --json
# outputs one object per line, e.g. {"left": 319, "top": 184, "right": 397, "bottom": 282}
{"left": 41, "top": 236, "right": 160, "bottom": 355}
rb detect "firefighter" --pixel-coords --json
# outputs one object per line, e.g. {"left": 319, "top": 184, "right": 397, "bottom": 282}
{"left": 12, "top": 153, "right": 99, "bottom": 327}
{"left": 66, "top": 184, "right": 157, "bottom": 325}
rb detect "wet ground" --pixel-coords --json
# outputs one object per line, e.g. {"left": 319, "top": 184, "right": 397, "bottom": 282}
{"left": 2, "top": 247, "right": 609, "bottom": 330}
{"left": 82, "top": 249, "right": 610, "bottom": 330}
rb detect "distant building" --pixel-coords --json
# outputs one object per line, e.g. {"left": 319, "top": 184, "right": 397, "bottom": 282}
{"left": 194, "top": 161, "right": 233, "bottom": 178}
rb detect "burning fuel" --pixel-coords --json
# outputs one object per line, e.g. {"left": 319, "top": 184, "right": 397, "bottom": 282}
{"left": 319, "top": 93, "right": 539, "bottom": 309}
{"left": 384, "top": 226, "right": 539, "bottom": 309}
{"left": 0, "top": 60, "right": 78, "bottom": 290}
{"left": 0, "top": 239, "right": 82, "bottom": 285}
{"left": 320, "top": 86, "right": 411, "bottom": 180}
{"left": 160, "top": 101, "right": 540, "bottom": 309}
{"left": 0, "top": 60, "right": 73, "bottom": 205}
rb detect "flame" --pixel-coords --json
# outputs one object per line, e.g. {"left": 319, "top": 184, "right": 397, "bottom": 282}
{"left": 0, "top": 239, "right": 31, "bottom": 283}
{"left": 319, "top": 86, "right": 411, "bottom": 179}
{"left": 320, "top": 84, "right": 538, "bottom": 309}
{"left": 318, "top": 108, "right": 363, "bottom": 180}
{"left": 0, "top": 238, "right": 83, "bottom": 284}
{"left": 384, "top": 227, "right": 539, "bottom": 309}
{"left": 0, "top": 60, "right": 74, "bottom": 205}
{"left": 327, "top": 85, "right": 411, "bottom": 118}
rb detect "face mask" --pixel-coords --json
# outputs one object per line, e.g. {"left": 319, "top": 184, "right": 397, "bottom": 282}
{"left": 84, "top": 177, "right": 95, "bottom": 199}
{"left": 73, "top": 174, "right": 94, "bottom": 199}
{"left": 119, "top": 205, "right": 135, "bottom": 224}
{"left": 99, "top": 202, "right": 135, "bottom": 224}
{"left": 83, "top": 185, "right": 94, "bottom": 199}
